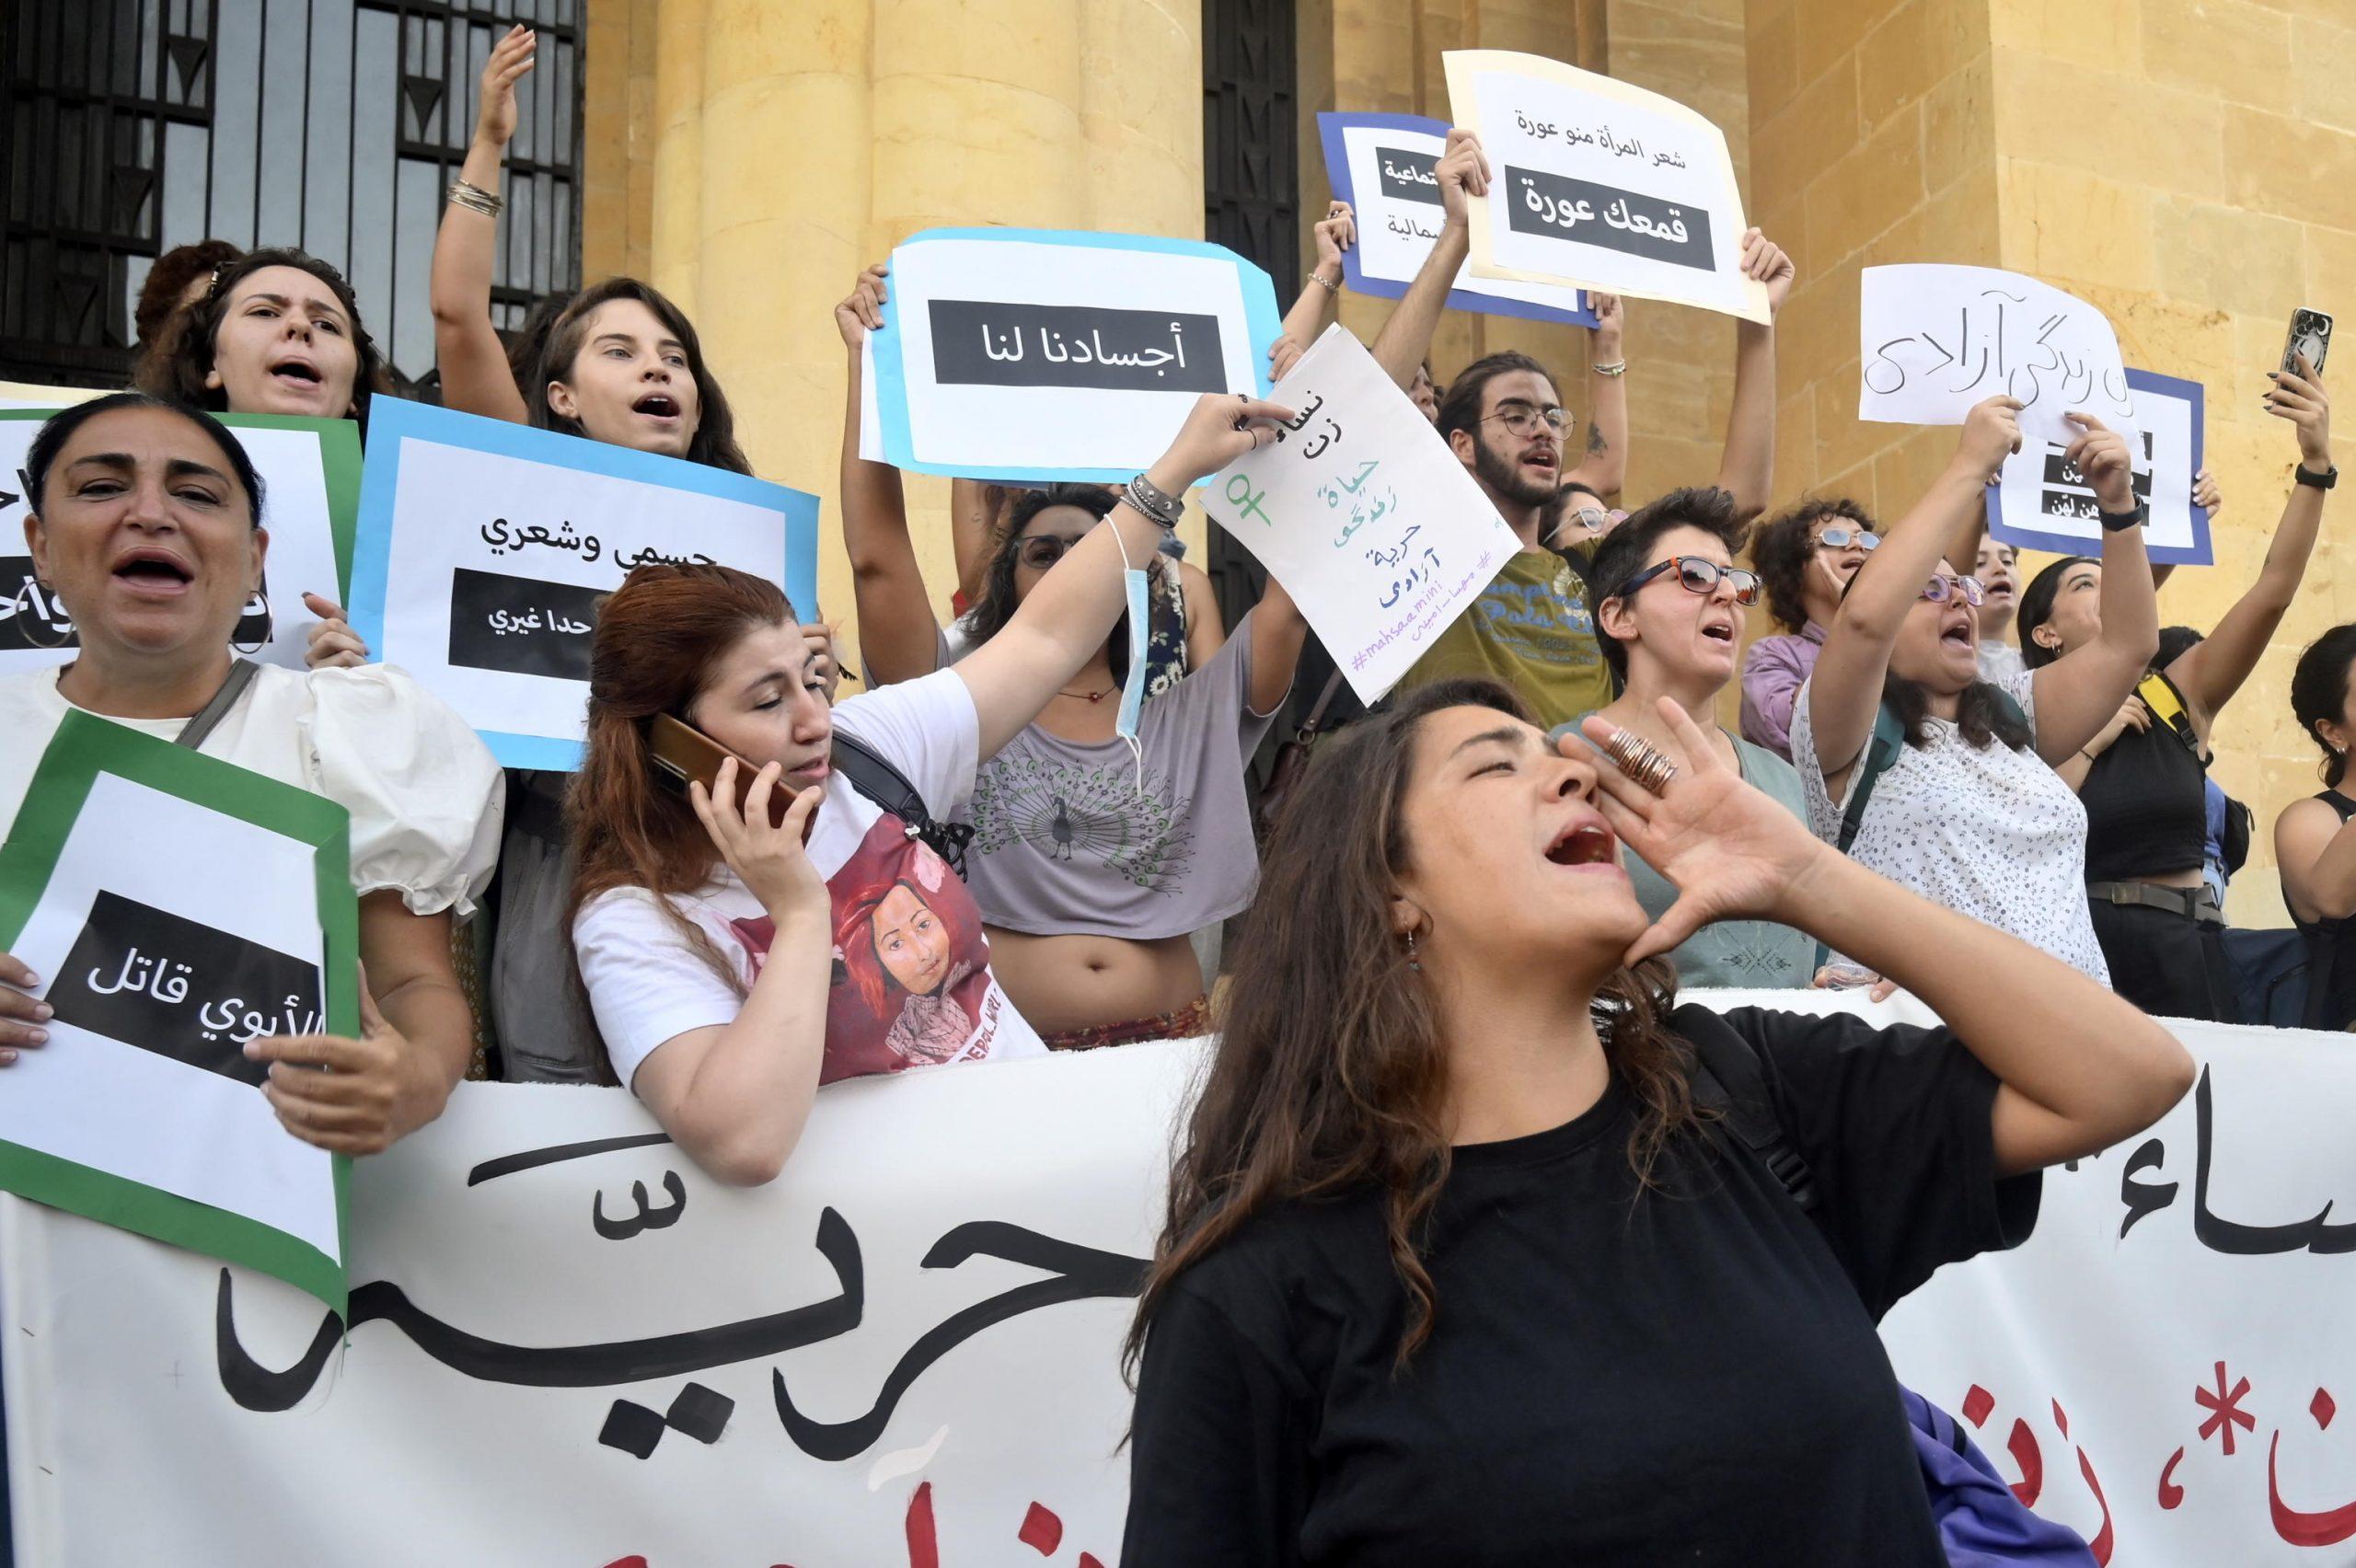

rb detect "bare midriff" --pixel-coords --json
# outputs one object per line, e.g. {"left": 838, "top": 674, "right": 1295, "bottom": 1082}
{"left": 984, "top": 928, "right": 1206, "bottom": 1036}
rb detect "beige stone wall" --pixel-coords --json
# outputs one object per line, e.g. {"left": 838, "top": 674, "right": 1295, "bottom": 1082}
{"left": 578, "top": 0, "right": 1207, "bottom": 666}
{"left": 1986, "top": 0, "right": 2356, "bottom": 923}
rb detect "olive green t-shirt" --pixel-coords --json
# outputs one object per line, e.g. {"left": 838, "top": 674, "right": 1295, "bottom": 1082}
{"left": 1393, "top": 548, "right": 1614, "bottom": 731}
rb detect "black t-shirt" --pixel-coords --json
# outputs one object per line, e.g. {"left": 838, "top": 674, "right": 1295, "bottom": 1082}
{"left": 1122, "top": 1005, "right": 2040, "bottom": 1567}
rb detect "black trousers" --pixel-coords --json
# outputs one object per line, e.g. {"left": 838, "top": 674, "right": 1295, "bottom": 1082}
{"left": 2088, "top": 897, "right": 2234, "bottom": 1021}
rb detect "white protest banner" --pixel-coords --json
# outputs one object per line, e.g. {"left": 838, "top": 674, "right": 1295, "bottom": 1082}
{"left": 1442, "top": 51, "right": 1769, "bottom": 324}
{"left": 8, "top": 996, "right": 2353, "bottom": 1564}
{"left": 346, "top": 398, "right": 821, "bottom": 771}
{"left": 1201, "top": 325, "right": 1520, "bottom": 703}
{"left": 866, "top": 226, "right": 1283, "bottom": 482}
{"left": 0, "top": 408, "right": 361, "bottom": 677}
{"left": 1988, "top": 368, "right": 2212, "bottom": 566}
{"left": 1859, "top": 263, "right": 2139, "bottom": 448}
{"left": 1315, "top": 111, "right": 1597, "bottom": 328}
{"left": 0, "top": 713, "right": 356, "bottom": 1313}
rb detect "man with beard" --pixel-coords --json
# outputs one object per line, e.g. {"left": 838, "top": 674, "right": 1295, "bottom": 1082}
{"left": 1363, "top": 126, "right": 1793, "bottom": 731}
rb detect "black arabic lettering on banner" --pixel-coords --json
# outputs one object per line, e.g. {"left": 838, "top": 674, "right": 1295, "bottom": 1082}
{"left": 214, "top": 1136, "right": 1150, "bottom": 1464}
{"left": 927, "top": 301, "right": 1228, "bottom": 394}
{"left": 46, "top": 891, "right": 320, "bottom": 1085}
{"left": 445, "top": 567, "right": 605, "bottom": 683}
{"left": 1503, "top": 166, "right": 1715, "bottom": 271}
{"left": 2113, "top": 1064, "right": 2356, "bottom": 1255}
{"left": 0, "top": 556, "right": 271, "bottom": 654}
{"left": 1375, "top": 147, "right": 1443, "bottom": 206}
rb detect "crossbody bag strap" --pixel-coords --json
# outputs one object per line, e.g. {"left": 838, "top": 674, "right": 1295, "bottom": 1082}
{"left": 175, "top": 658, "right": 262, "bottom": 751}
{"left": 1297, "top": 669, "right": 1345, "bottom": 738}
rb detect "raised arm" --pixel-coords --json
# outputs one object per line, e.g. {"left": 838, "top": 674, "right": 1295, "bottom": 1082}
{"left": 2172, "top": 360, "right": 2333, "bottom": 721}
{"left": 1807, "top": 398, "right": 2023, "bottom": 785}
{"left": 1178, "top": 559, "right": 1228, "bottom": 666}
{"left": 1565, "top": 293, "right": 1628, "bottom": 499}
{"left": 1268, "top": 202, "right": 1354, "bottom": 382}
{"left": 1246, "top": 573, "right": 1309, "bottom": 718}
{"left": 1711, "top": 232, "right": 1796, "bottom": 523}
{"left": 1369, "top": 129, "right": 1487, "bottom": 391}
{"left": 837, "top": 263, "right": 946, "bottom": 686}
{"left": 430, "top": 26, "right": 537, "bottom": 422}
{"left": 955, "top": 394, "right": 1292, "bottom": 759}
{"left": 1583, "top": 699, "right": 2194, "bottom": 1179}
{"left": 949, "top": 479, "right": 1009, "bottom": 608}
{"left": 2026, "top": 415, "right": 2161, "bottom": 763}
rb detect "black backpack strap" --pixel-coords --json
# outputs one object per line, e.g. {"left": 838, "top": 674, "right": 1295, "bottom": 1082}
{"left": 827, "top": 731, "right": 975, "bottom": 878}
{"left": 1682, "top": 1011, "right": 1819, "bottom": 1215}
{"left": 1834, "top": 703, "right": 1908, "bottom": 856}
{"left": 175, "top": 657, "right": 261, "bottom": 751}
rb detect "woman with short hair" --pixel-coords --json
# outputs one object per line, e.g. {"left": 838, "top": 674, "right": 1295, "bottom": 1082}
{"left": 0, "top": 395, "right": 501, "bottom": 1152}
{"left": 1738, "top": 496, "right": 1880, "bottom": 760}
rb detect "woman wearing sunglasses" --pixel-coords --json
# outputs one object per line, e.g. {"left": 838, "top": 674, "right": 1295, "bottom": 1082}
{"left": 1739, "top": 500, "right": 1883, "bottom": 761}
{"left": 835, "top": 265, "right": 1308, "bottom": 1052}
{"left": 1792, "top": 398, "right": 2157, "bottom": 981}
{"left": 1582, "top": 488, "right": 1817, "bottom": 987}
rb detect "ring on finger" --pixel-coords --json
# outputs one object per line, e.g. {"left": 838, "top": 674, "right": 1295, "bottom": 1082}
{"left": 1601, "top": 730, "right": 1678, "bottom": 795}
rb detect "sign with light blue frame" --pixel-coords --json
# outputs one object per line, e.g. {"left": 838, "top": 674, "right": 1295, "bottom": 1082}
{"left": 867, "top": 226, "right": 1282, "bottom": 482}
{"left": 347, "top": 398, "right": 820, "bottom": 770}
{"left": 1317, "top": 111, "right": 1597, "bottom": 329}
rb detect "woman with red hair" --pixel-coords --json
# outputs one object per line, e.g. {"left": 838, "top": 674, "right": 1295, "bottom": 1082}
{"left": 567, "top": 392, "right": 1293, "bottom": 1184}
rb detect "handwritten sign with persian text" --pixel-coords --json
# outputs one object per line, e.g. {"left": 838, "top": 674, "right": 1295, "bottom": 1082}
{"left": 1203, "top": 325, "right": 1520, "bottom": 702}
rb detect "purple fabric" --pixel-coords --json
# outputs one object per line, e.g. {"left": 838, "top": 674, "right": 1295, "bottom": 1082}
{"left": 1903, "top": 1389, "right": 2096, "bottom": 1567}
{"left": 1739, "top": 623, "right": 1827, "bottom": 761}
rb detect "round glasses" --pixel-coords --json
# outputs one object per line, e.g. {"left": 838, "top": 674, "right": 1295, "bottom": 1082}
{"left": 1479, "top": 402, "right": 1570, "bottom": 438}
{"left": 1816, "top": 526, "right": 1881, "bottom": 552}
{"left": 1018, "top": 533, "right": 1090, "bottom": 570}
{"left": 1920, "top": 574, "right": 1987, "bottom": 606}
{"left": 1619, "top": 555, "right": 1762, "bottom": 607}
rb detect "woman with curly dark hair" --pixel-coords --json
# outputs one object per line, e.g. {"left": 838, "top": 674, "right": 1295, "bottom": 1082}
{"left": 134, "top": 245, "right": 389, "bottom": 427}
{"left": 1120, "top": 677, "right": 2190, "bottom": 1565}
{"left": 1737, "top": 494, "right": 1879, "bottom": 759}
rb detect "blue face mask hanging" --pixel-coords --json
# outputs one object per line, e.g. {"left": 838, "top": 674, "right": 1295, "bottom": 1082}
{"left": 1113, "top": 534, "right": 1152, "bottom": 793}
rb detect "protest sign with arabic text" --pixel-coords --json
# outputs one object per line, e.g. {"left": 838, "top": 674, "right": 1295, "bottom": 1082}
{"left": 1443, "top": 51, "right": 1769, "bottom": 323}
{"left": 0, "top": 407, "right": 360, "bottom": 677}
{"left": 1316, "top": 111, "right": 1596, "bottom": 328}
{"left": 1988, "top": 368, "right": 2212, "bottom": 566}
{"left": 0, "top": 712, "right": 356, "bottom": 1311}
{"left": 865, "top": 227, "right": 1282, "bottom": 482}
{"left": 1201, "top": 325, "right": 1521, "bottom": 703}
{"left": 346, "top": 398, "right": 819, "bottom": 770}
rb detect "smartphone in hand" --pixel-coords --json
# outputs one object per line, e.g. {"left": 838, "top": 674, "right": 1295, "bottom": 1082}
{"left": 649, "top": 713, "right": 806, "bottom": 836}
{"left": 2284, "top": 307, "right": 2333, "bottom": 379}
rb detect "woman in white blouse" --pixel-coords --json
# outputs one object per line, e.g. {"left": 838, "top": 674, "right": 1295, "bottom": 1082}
{"left": 0, "top": 395, "right": 503, "bottom": 1153}
{"left": 1790, "top": 397, "right": 2157, "bottom": 982}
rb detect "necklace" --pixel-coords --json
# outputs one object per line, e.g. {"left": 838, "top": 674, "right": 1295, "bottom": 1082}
{"left": 1057, "top": 684, "right": 1114, "bottom": 703}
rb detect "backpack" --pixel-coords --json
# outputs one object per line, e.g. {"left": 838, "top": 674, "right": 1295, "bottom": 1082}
{"left": 1685, "top": 1020, "right": 2097, "bottom": 1568}
{"left": 1836, "top": 690, "right": 2031, "bottom": 855}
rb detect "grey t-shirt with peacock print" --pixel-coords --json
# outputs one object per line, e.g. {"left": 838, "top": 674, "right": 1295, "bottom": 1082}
{"left": 955, "top": 608, "right": 1282, "bottom": 940}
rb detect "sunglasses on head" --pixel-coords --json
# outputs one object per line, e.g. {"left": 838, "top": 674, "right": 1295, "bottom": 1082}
{"left": 1920, "top": 574, "right": 1986, "bottom": 606}
{"left": 1816, "top": 526, "right": 1880, "bottom": 552}
{"left": 1619, "top": 555, "right": 1762, "bottom": 608}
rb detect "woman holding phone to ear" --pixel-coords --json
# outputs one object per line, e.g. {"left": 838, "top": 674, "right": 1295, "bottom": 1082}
{"left": 1120, "top": 678, "right": 2192, "bottom": 1566}
{"left": 566, "top": 391, "right": 1295, "bottom": 1186}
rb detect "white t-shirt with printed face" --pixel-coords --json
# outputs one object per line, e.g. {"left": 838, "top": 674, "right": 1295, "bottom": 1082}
{"left": 572, "top": 667, "right": 1046, "bottom": 1090}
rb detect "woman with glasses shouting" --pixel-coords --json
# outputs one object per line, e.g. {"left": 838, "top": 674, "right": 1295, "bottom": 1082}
{"left": 1790, "top": 398, "right": 2158, "bottom": 983}
{"left": 1739, "top": 499, "right": 1884, "bottom": 761}
{"left": 1578, "top": 488, "right": 1818, "bottom": 989}
{"left": 834, "top": 264, "right": 1308, "bottom": 1052}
